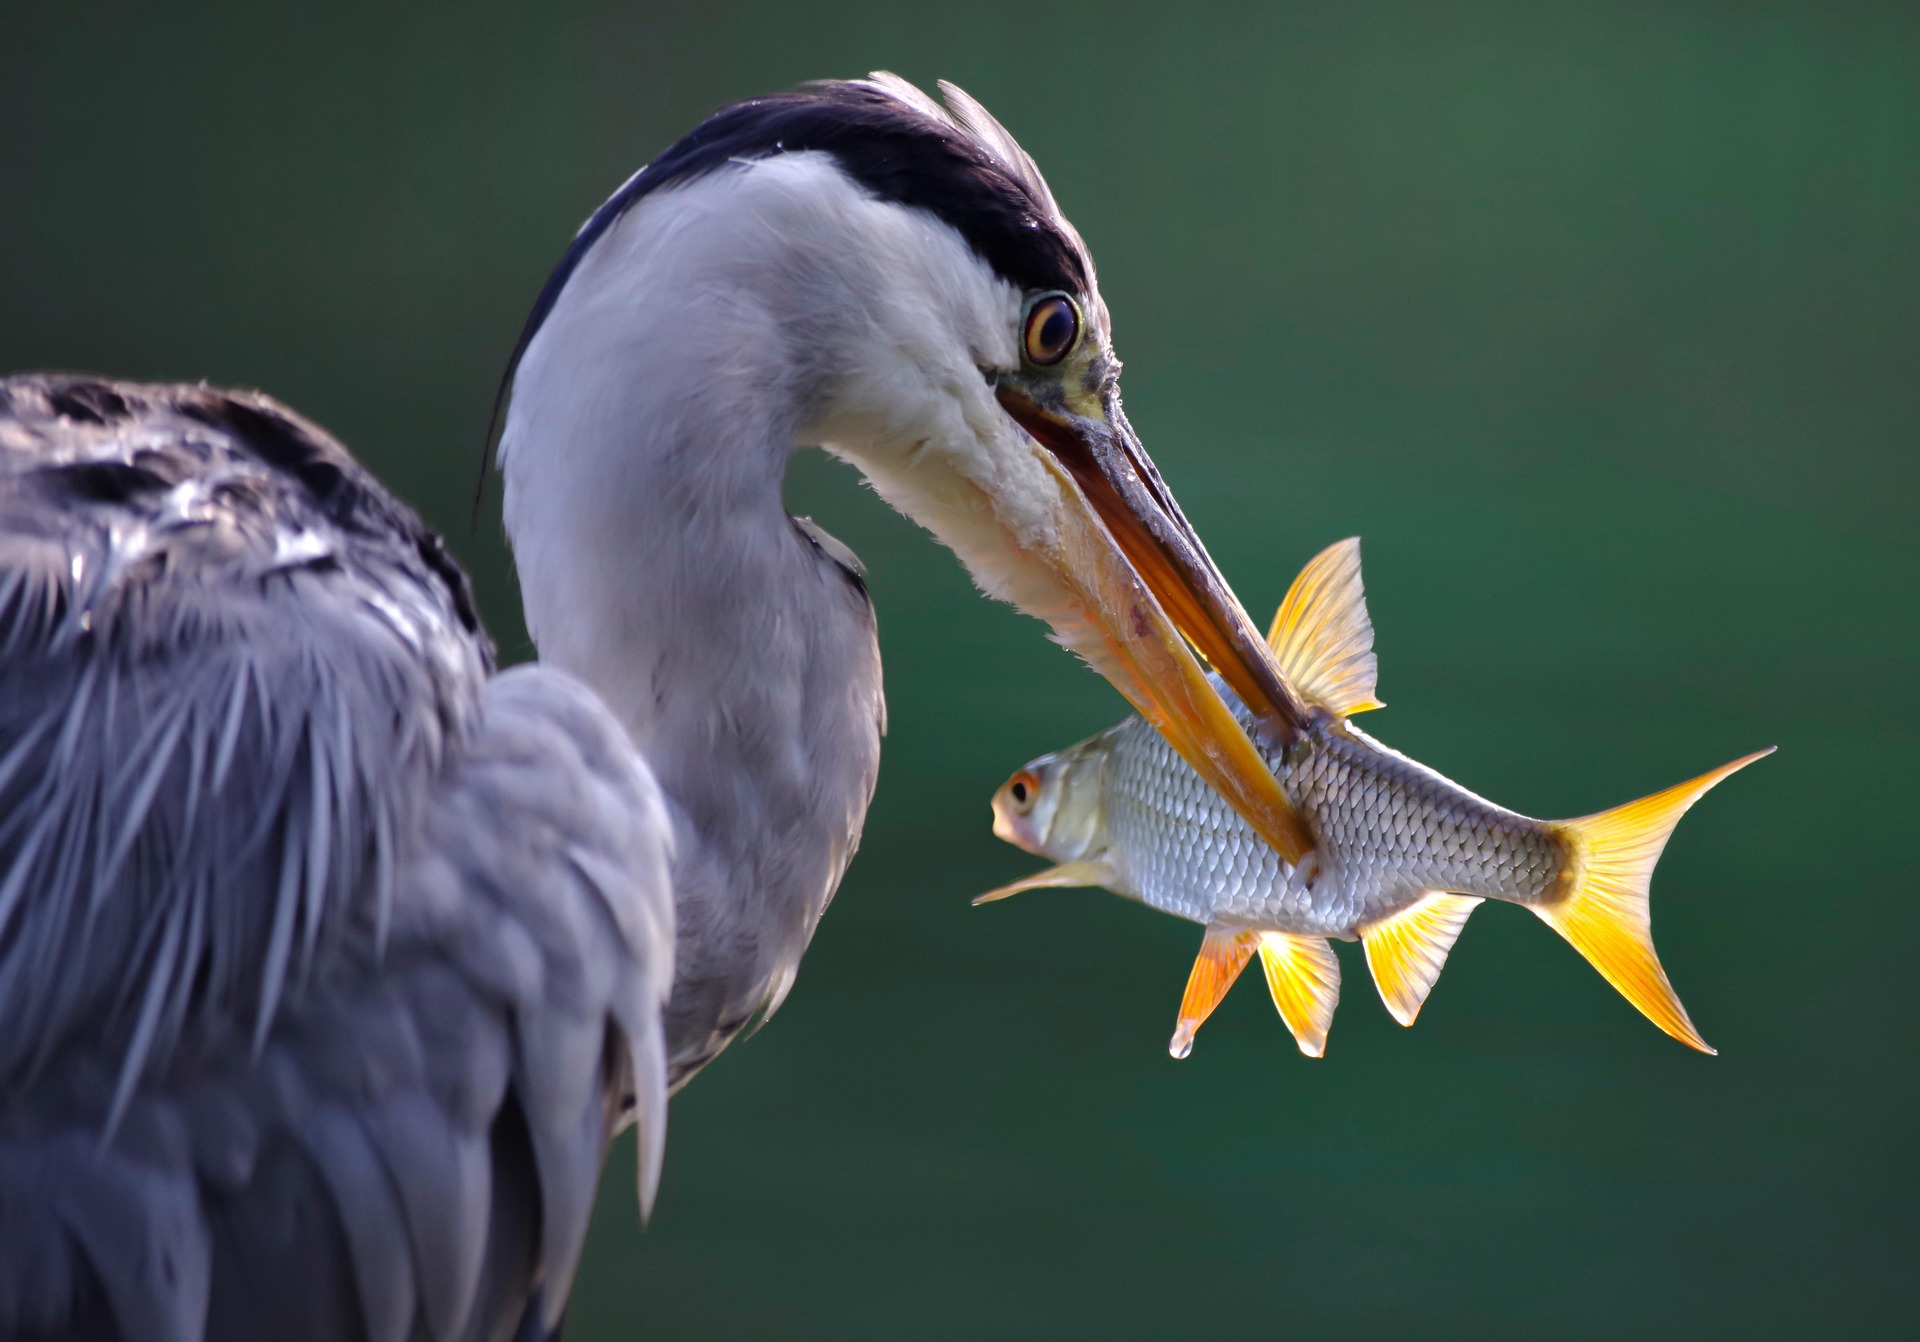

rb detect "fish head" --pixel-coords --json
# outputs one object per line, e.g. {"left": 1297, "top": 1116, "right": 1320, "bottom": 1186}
{"left": 990, "top": 733, "right": 1111, "bottom": 862}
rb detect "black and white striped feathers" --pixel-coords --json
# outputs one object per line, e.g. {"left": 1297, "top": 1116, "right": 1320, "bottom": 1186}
{"left": 487, "top": 72, "right": 1100, "bottom": 470}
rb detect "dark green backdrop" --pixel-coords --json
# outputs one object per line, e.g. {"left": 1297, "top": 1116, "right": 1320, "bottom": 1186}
{"left": 5, "top": 3, "right": 1914, "bottom": 1337}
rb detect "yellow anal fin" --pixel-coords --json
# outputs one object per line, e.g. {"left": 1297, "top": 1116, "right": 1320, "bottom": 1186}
{"left": 1169, "top": 925, "right": 1259, "bottom": 1059}
{"left": 1266, "top": 537, "right": 1383, "bottom": 717}
{"left": 1361, "top": 892, "right": 1483, "bottom": 1027}
{"left": 1257, "top": 933, "right": 1341, "bottom": 1057}
{"left": 972, "top": 859, "right": 1116, "bottom": 905}
{"left": 1540, "top": 747, "right": 1774, "bottom": 1054}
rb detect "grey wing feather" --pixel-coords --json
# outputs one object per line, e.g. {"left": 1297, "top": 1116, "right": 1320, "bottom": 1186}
{"left": 0, "top": 377, "right": 675, "bottom": 1342}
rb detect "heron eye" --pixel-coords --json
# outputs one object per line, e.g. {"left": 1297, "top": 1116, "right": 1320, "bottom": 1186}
{"left": 1022, "top": 294, "right": 1080, "bottom": 367}
{"left": 1007, "top": 771, "right": 1041, "bottom": 814}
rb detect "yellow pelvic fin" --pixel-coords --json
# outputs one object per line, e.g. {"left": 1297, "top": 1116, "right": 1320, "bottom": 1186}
{"left": 1265, "top": 537, "right": 1383, "bottom": 717}
{"left": 1361, "top": 893, "right": 1483, "bottom": 1027}
{"left": 1169, "top": 925, "right": 1259, "bottom": 1059}
{"left": 1257, "top": 933, "right": 1341, "bottom": 1057}
{"left": 972, "top": 859, "right": 1116, "bottom": 905}
{"left": 1539, "top": 747, "right": 1774, "bottom": 1054}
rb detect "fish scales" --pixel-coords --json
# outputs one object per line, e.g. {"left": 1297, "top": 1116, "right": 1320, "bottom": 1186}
{"left": 1100, "top": 715, "right": 1302, "bottom": 927}
{"left": 1285, "top": 722, "right": 1566, "bottom": 926}
{"left": 1075, "top": 705, "right": 1565, "bottom": 936}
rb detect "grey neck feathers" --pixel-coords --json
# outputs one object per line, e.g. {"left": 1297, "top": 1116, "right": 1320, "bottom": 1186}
{"left": 499, "top": 198, "right": 885, "bottom": 1085}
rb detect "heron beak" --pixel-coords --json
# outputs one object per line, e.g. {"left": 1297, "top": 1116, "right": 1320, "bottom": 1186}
{"left": 996, "top": 384, "right": 1316, "bottom": 864}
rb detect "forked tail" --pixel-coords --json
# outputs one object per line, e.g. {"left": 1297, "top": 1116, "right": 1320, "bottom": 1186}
{"left": 1538, "top": 748, "right": 1774, "bottom": 1053}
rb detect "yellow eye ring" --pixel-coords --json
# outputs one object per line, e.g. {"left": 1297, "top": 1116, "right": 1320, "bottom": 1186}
{"left": 1022, "top": 293, "right": 1081, "bottom": 367}
{"left": 1005, "top": 770, "right": 1041, "bottom": 814}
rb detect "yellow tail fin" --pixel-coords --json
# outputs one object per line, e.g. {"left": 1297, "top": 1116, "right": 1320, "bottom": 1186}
{"left": 1538, "top": 748, "right": 1773, "bottom": 1053}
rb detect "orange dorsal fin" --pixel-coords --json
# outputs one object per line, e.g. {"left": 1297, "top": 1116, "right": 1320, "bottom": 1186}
{"left": 1169, "top": 925, "right": 1259, "bottom": 1059}
{"left": 1360, "top": 892, "right": 1483, "bottom": 1026}
{"left": 972, "top": 859, "right": 1115, "bottom": 905}
{"left": 1266, "top": 537, "right": 1383, "bottom": 717}
{"left": 1256, "top": 933, "right": 1342, "bottom": 1057}
{"left": 1539, "top": 747, "right": 1774, "bottom": 1054}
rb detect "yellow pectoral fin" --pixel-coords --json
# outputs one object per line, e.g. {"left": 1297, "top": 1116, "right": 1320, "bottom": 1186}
{"left": 1361, "top": 892, "right": 1483, "bottom": 1027}
{"left": 1257, "top": 933, "right": 1342, "bottom": 1057}
{"left": 972, "top": 859, "right": 1116, "bottom": 905}
{"left": 1265, "top": 537, "right": 1383, "bottom": 717}
{"left": 1169, "top": 925, "right": 1260, "bottom": 1059}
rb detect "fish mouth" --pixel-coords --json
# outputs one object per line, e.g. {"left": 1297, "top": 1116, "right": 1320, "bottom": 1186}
{"left": 996, "top": 382, "right": 1314, "bottom": 864}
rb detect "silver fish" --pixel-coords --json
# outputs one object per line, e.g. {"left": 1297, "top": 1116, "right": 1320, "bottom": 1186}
{"left": 980, "top": 538, "right": 1769, "bottom": 1059}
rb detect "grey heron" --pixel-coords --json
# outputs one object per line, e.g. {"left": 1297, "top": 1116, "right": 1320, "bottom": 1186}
{"left": 0, "top": 74, "right": 1308, "bottom": 1341}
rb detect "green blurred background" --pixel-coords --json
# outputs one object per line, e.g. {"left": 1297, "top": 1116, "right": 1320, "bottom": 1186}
{"left": 4, "top": 2, "right": 1915, "bottom": 1336}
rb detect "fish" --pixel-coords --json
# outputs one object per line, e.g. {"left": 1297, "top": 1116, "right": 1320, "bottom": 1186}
{"left": 977, "top": 537, "right": 1770, "bottom": 1059}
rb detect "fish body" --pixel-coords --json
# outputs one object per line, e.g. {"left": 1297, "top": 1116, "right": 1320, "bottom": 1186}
{"left": 982, "top": 538, "right": 1769, "bottom": 1059}
{"left": 1028, "top": 711, "right": 1561, "bottom": 937}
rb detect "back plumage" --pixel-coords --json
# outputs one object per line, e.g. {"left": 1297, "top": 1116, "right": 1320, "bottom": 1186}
{"left": 0, "top": 376, "right": 674, "bottom": 1342}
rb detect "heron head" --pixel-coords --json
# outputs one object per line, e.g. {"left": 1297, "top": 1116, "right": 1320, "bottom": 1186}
{"left": 797, "top": 76, "right": 1313, "bottom": 859}
{"left": 499, "top": 74, "right": 1312, "bottom": 860}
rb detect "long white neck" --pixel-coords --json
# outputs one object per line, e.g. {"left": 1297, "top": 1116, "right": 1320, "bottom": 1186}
{"left": 499, "top": 160, "right": 893, "bottom": 1084}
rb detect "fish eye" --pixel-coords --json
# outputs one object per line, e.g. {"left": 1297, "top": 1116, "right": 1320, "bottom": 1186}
{"left": 1022, "top": 294, "right": 1081, "bottom": 367}
{"left": 1006, "top": 770, "right": 1041, "bottom": 814}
